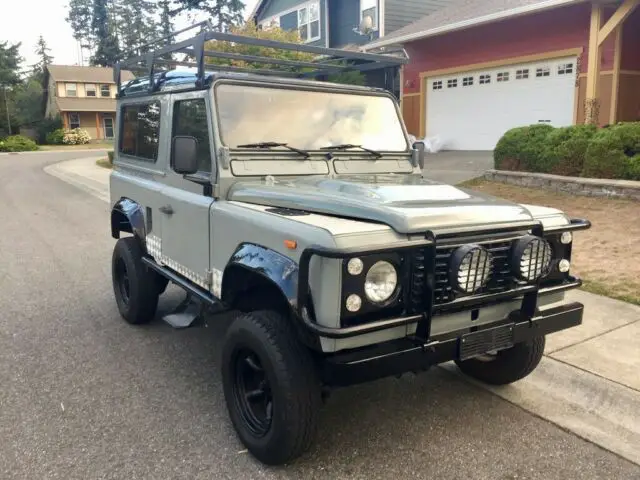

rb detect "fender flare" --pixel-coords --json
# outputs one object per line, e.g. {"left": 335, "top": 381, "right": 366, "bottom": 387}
{"left": 222, "top": 243, "right": 298, "bottom": 309}
{"left": 110, "top": 197, "right": 146, "bottom": 248}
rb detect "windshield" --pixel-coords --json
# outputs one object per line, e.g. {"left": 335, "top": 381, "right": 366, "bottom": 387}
{"left": 214, "top": 83, "right": 409, "bottom": 152}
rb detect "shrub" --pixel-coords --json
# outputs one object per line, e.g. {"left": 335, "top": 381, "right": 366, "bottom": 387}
{"left": 494, "top": 124, "right": 555, "bottom": 171}
{"left": 107, "top": 151, "right": 114, "bottom": 164}
{"left": 36, "top": 116, "right": 63, "bottom": 144}
{"left": 45, "top": 128, "right": 66, "bottom": 145}
{"left": 542, "top": 124, "right": 597, "bottom": 176}
{"left": 583, "top": 122, "right": 640, "bottom": 179}
{"left": 0, "top": 135, "right": 39, "bottom": 152}
{"left": 62, "top": 128, "right": 91, "bottom": 145}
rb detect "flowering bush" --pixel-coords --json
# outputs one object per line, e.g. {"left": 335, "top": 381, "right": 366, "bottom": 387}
{"left": 63, "top": 128, "right": 91, "bottom": 145}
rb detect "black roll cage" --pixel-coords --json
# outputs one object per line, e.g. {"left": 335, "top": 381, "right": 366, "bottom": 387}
{"left": 113, "top": 20, "right": 408, "bottom": 97}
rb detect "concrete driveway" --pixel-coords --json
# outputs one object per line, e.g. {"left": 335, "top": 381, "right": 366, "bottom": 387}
{"left": 1, "top": 151, "right": 639, "bottom": 479}
{"left": 422, "top": 150, "right": 494, "bottom": 185}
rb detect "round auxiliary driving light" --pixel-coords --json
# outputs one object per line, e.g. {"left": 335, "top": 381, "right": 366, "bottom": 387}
{"left": 364, "top": 261, "right": 398, "bottom": 304}
{"left": 558, "top": 259, "right": 571, "bottom": 273}
{"left": 449, "top": 245, "right": 493, "bottom": 294}
{"left": 512, "top": 235, "right": 553, "bottom": 281}
{"left": 345, "top": 294, "right": 362, "bottom": 312}
{"left": 560, "top": 231, "right": 573, "bottom": 244}
{"left": 347, "top": 258, "right": 364, "bottom": 276}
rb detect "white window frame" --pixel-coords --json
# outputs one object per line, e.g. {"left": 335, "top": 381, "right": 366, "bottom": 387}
{"left": 65, "top": 83, "right": 77, "bottom": 97}
{"left": 558, "top": 63, "right": 574, "bottom": 75}
{"left": 479, "top": 74, "right": 491, "bottom": 85}
{"left": 100, "top": 84, "right": 111, "bottom": 97}
{"left": 536, "top": 67, "right": 550, "bottom": 77}
{"left": 360, "top": 0, "right": 378, "bottom": 31}
{"left": 103, "top": 116, "right": 115, "bottom": 139}
{"left": 462, "top": 76, "right": 473, "bottom": 86}
{"left": 297, "top": 1, "right": 321, "bottom": 43}
{"left": 68, "top": 112, "right": 80, "bottom": 129}
{"left": 516, "top": 69, "right": 529, "bottom": 80}
{"left": 432, "top": 80, "right": 443, "bottom": 90}
{"left": 85, "top": 84, "right": 97, "bottom": 97}
{"left": 447, "top": 79, "right": 458, "bottom": 88}
{"left": 497, "top": 71, "right": 510, "bottom": 82}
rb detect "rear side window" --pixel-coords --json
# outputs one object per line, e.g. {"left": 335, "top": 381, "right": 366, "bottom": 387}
{"left": 119, "top": 102, "right": 161, "bottom": 162}
{"left": 172, "top": 99, "right": 211, "bottom": 173}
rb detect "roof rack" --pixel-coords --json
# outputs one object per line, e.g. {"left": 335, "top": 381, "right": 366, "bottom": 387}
{"left": 113, "top": 21, "right": 409, "bottom": 97}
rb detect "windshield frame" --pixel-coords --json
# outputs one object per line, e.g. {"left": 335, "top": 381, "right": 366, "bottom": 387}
{"left": 211, "top": 78, "right": 411, "bottom": 154}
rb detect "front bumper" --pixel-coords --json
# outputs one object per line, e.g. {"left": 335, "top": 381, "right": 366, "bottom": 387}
{"left": 320, "top": 301, "right": 583, "bottom": 387}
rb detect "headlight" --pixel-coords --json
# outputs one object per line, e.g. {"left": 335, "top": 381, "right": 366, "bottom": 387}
{"left": 449, "top": 245, "right": 493, "bottom": 293}
{"left": 560, "top": 231, "right": 573, "bottom": 244}
{"left": 512, "top": 235, "right": 552, "bottom": 281}
{"left": 364, "top": 261, "right": 398, "bottom": 304}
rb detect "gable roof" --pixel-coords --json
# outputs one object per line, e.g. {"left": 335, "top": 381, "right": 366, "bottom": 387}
{"left": 363, "top": 0, "right": 585, "bottom": 50}
{"left": 46, "top": 65, "right": 135, "bottom": 84}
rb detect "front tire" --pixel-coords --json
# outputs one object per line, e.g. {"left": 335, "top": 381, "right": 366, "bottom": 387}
{"left": 221, "top": 310, "right": 321, "bottom": 465}
{"left": 455, "top": 336, "right": 545, "bottom": 385}
{"left": 111, "top": 236, "right": 160, "bottom": 324}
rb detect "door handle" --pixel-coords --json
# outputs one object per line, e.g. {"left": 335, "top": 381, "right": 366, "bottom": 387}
{"left": 159, "top": 205, "right": 174, "bottom": 215}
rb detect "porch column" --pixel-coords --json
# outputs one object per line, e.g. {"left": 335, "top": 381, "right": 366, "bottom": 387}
{"left": 95, "top": 112, "right": 101, "bottom": 140}
{"left": 585, "top": 4, "right": 603, "bottom": 125}
{"left": 62, "top": 112, "right": 68, "bottom": 129}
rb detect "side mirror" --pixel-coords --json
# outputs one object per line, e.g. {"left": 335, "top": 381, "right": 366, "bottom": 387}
{"left": 412, "top": 141, "right": 426, "bottom": 169}
{"left": 173, "top": 135, "right": 198, "bottom": 174}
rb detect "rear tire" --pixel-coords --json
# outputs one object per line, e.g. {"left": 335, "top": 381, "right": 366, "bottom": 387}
{"left": 221, "top": 310, "right": 321, "bottom": 465}
{"left": 111, "top": 236, "right": 160, "bottom": 324}
{"left": 455, "top": 336, "right": 545, "bottom": 385}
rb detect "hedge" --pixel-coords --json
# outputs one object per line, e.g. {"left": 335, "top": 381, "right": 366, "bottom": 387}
{"left": 494, "top": 122, "right": 640, "bottom": 180}
{"left": 0, "top": 135, "right": 39, "bottom": 152}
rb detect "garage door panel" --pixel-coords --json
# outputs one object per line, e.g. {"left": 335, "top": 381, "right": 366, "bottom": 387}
{"left": 426, "top": 57, "right": 577, "bottom": 150}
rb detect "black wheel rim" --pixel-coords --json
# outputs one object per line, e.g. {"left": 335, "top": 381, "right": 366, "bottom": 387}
{"left": 232, "top": 348, "right": 273, "bottom": 437}
{"left": 115, "top": 258, "right": 131, "bottom": 305}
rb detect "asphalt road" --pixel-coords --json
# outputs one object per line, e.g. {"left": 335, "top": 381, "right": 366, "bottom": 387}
{"left": 1, "top": 152, "right": 639, "bottom": 480}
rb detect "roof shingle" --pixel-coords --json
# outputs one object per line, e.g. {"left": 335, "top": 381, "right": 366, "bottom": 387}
{"left": 364, "top": 0, "right": 583, "bottom": 49}
{"left": 46, "top": 65, "right": 135, "bottom": 84}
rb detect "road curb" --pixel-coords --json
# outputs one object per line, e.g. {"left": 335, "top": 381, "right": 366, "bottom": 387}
{"left": 43, "top": 158, "right": 110, "bottom": 203}
{"left": 441, "top": 356, "right": 640, "bottom": 466}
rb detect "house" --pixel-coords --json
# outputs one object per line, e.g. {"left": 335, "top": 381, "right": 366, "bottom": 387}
{"left": 43, "top": 65, "right": 135, "bottom": 141}
{"left": 363, "top": 0, "right": 640, "bottom": 151}
{"left": 248, "top": 0, "right": 462, "bottom": 49}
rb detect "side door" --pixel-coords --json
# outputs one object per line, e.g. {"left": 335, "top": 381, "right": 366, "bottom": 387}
{"left": 158, "top": 91, "right": 215, "bottom": 290}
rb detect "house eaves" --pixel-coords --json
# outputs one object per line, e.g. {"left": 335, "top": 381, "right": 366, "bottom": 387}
{"left": 363, "top": 0, "right": 586, "bottom": 50}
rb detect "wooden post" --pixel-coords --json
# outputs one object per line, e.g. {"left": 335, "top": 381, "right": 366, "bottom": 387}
{"left": 585, "top": 4, "right": 603, "bottom": 125}
{"left": 95, "top": 112, "right": 101, "bottom": 140}
{"left": 610, "top": 25, "right": 623, "bottom": 124}
{"left": 62, "top": 112, "right": 68, "bottom": 129}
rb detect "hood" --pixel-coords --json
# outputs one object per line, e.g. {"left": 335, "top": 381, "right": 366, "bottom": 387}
{"left": 228, "top": 175, "right": 565, "bottom": 234}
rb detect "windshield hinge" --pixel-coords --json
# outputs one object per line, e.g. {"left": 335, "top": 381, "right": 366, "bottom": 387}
{"left": 212, "top": 184, "right": 220, "bottom": 198}
{"left": 218, "top": 146, "right": 230, "bottom": 169}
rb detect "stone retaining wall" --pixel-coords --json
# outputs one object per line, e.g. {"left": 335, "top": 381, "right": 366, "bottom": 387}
{"left": 484, "top": 170, "right": 640, "bottom": 201}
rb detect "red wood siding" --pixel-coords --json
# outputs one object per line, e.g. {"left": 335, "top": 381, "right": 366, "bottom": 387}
{"left": 621, "top": 7, "right": 640, "bottom": 71}
{"left": 402, "top": 3, "right": 618, "bottom": 95}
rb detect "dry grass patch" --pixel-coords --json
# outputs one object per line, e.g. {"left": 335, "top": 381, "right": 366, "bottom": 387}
{"left": 461, "top": 179, "right": 640, "bottom": 305}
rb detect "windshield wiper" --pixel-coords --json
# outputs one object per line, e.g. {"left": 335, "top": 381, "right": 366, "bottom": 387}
{"left": 236, "top": 141, "right": 310, "bottom": 158}
{"left": 320, "top": 143, "right": 383, "bottom": 158}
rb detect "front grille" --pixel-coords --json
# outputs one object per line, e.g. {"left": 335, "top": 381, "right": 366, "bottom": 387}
{"left": 434, "top": 239, "right": 516, "bottom": 304}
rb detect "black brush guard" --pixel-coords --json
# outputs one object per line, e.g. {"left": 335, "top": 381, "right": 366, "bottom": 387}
{"left": 296, "top": 219, "right": 591, "bottom": 386}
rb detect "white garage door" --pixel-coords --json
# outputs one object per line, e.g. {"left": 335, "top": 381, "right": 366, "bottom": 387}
{"left": 426, "top": 56, "right": 577, "bottom": 151}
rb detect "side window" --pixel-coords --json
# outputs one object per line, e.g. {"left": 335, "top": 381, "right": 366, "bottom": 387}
{"left": 172, "top": 99, "right": 211, "bottom": 173}
{"left": 119, "top": 102, "right": 161, "bottom": 162}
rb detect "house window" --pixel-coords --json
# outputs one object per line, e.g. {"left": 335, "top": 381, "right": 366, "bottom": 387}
{"left": 360, "top": 0, "right": 378, "bottom": 31}
{"left": 68, "top": 112, "right": 80, "bottom": 129}
{"left": 497, "top": 72, "right": 509, "bottom": 82}
{"left": 558, "top": 63, "right": 574, "bottom": 75}
{"left": 536, "top": 67, "right": 550, "bottom": 77}
{"left": 172, "top": 99, "right": 211, "bottom": 173}
{"left": 103, "top": 117, "right": 114, "bottom": 139}
{"left": 516, "top": 69, "right": 529, "bottom": 79}
{"left": 447, "top": 79, "right": 458, "bottom": 88}
{"left": 433, "top": 80, "right": 443, "bottom": 90}
{"left": 119, "top": 102, "right": 161, "bottom": 162}
{"left": 100, "top": 84, "right": 111, "bottom": 97}
{"left": 66, "top": 83, "right": 77, "bottom": 97}
{"left": 479, "top": 74, "right": 491, "bottom": 85}
{"left": 462, "top": 76, "right": 473, "bottom": 86}
{"left": 298, "top": 2, "right": 321, "bottom": 42}
{"left": 85, "top": 84, "right": 97, "bottom": 97}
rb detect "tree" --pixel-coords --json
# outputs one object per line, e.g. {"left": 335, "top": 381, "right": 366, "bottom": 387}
{"left": 13, "top": 78, "right": 44, "bottom": 125}
{"left": 158, "top": 0, "right": 174, "bottom": 61}
{"left": 0, "top": 41, "right": 23, "bottom": 136}
{"left": 118, "top": 0, "right": 158, "bottom": 56}
{"left": 67, "top": 0, "right": 94, "bottom": 61}
{"left": 170, "top": 0, "right": 245, "bottom": 32}
{"left": 90, "top": 0, "right": 120, "bottom": 65}
{"left": 31, "top": 36, "right": 54, "bottom": 81}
